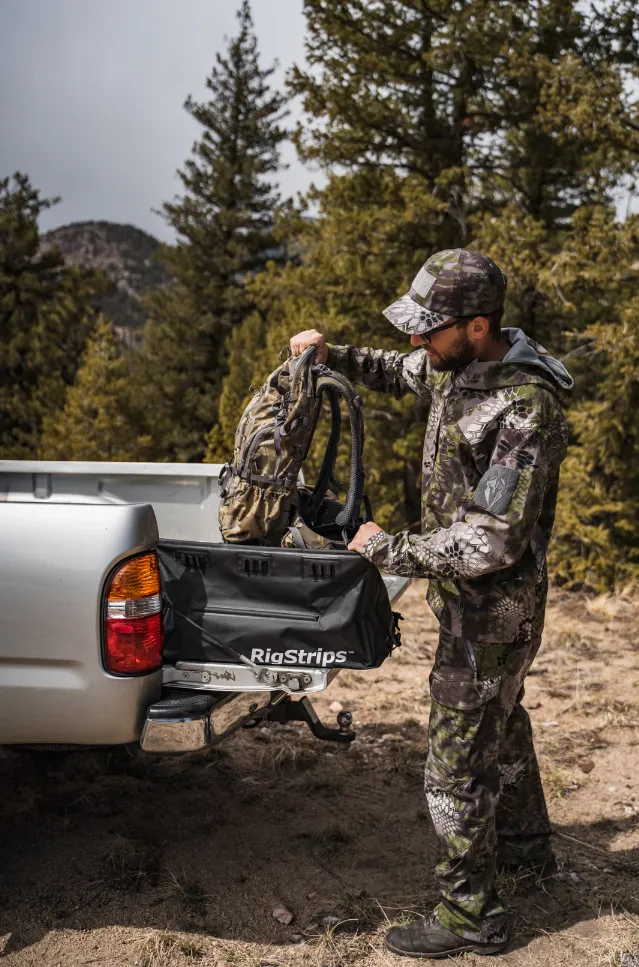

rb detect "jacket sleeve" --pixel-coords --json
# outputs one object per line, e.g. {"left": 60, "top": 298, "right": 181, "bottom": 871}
{"left": 326, "top": 344, "right": 428, "bottom": 400}
{"left": 360, "top": 396, "right": 569, "bottom": 579}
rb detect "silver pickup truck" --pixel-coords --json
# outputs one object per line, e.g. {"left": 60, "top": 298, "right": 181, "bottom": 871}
{"left": 0, "top": 461, "right": 408, "bottom": 755}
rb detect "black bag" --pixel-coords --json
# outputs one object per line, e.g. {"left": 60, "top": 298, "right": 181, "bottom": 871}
{"left": 158, "top": 540, "right": 401, "bottom": 670}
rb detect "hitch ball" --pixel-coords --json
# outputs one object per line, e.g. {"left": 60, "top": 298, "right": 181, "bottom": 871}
{"left": 336, "top": 710, "right": 353, "bottom": 732}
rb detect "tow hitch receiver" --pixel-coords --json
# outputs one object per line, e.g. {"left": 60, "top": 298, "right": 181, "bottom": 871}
{"left": 266, "top": 696, "right": 355, "bottom": 744}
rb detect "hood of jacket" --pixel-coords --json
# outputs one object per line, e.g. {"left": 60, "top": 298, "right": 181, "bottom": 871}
{"left": 454, "top": 327, "right": 574, "bottom": 396}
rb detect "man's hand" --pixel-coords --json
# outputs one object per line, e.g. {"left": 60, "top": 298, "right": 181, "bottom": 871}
{"left": 348, "top": 521, "right": 384, "bottom": 553}
{"left": 290, "top": 329, "right": 328, "bottom": 365}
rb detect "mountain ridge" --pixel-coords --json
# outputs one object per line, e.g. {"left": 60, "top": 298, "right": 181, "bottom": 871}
{"left": 40, "top": 220, "right": 171, "bottom": 330}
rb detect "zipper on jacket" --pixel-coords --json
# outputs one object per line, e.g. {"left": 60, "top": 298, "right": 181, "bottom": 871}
{"left": 463, "top": 637, "right": 478, "bottom": 680}
{"left": 425, "top": 381, "right": 453, "bottom": 479}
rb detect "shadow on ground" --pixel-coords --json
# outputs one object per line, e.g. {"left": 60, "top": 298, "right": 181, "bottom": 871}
{"left": 1, "top": 721, "right": 638, "bottom": 961}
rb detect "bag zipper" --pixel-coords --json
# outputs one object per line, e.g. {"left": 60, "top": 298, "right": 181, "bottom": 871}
{"left": 199, "top": 605, "right": 320, "bottom": 623}
{"left": 241, "top": 419, "right": 277, "bottom": 477}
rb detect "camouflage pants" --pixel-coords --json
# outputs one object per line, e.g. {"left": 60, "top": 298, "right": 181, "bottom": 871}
{"left": 425, "top": 628, "right": 552, "bottom": 944}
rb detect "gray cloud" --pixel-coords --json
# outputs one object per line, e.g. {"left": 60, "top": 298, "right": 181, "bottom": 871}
{"left": 0, "top": 0, "right": 322, "bottom": 241}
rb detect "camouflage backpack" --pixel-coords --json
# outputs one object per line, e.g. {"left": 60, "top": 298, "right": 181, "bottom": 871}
{"left": 218, "top": 346, "right": 371, "bottom": 548}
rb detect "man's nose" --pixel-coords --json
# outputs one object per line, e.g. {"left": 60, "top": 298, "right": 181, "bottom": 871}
{"left": 410, "top": 334, "right": 427, "bottom": 346}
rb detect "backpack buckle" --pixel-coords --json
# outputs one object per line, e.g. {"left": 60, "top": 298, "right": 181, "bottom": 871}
{"left": 218, "top": 463, "right": 233, "bottom": 495}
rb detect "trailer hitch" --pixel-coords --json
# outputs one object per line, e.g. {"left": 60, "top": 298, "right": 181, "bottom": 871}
{"left": 266, "top": 696, "right": 355, "bottom": 744}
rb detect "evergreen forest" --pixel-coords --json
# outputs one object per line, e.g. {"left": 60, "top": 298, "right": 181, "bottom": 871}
{"left": 2, "top": 0, "right": 639, "bottom": 592}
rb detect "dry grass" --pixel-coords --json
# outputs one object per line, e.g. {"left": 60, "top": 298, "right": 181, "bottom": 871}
{"left": 256, "top": 734, "right": 321, "bottom": 774}
{"left": 155, "top": 869, "right": 210, "bottom": 916}
{"left": 133, "top": 932, "right": 203, "bottom": 966}
{"left": 312, "top": 818, "right": 354, "bottom": 848}
{"left": 293, "top": 768, "right": 343, "bottom": 796}
{"left": 539, "top": 764, "right": 576, "bottom": 800}
{"left": 2, "top": 583, "right": 639, "bottom": 967}
{"left": 584, "top": 586, "right": 638, "bottom": 620}
{"left": 98, "top": 834, "right": 162, "bottom": 892}
{"left": 377, "top": 738, "right": 425, "bottom": 780}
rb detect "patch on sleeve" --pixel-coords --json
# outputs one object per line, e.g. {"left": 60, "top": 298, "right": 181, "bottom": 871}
{"left": 474, "top": 465, "right": 519, "bottom": 516}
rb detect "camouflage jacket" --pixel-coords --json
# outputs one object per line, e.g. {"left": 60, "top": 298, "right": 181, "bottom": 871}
{"left": 326, "top": 328, "right": 573, "bottom": 644}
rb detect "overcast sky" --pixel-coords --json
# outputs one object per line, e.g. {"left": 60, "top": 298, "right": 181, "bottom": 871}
{"left": 0, "top": 0, "right": 322, "bottom": 242}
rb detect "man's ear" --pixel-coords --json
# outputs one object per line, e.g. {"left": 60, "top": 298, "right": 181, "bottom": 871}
{"left": 469, "top": 315, "right": 490, "bottom": 339}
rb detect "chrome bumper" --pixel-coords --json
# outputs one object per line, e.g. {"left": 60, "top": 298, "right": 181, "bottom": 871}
{"left": 140, "top": 689, "right": 284, "bottom": 754}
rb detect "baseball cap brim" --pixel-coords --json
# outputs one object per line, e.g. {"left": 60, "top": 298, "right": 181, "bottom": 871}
{"left": 382, "top": 294, "right": 449, "bottom": 335}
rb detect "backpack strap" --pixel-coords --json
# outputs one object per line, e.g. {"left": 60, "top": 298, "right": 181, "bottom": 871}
{"left": 314, "top": 368, "right": 366, "bottom": 539}
{"left": 286, "top": 525, "right": 308, "bottom": 549}
{"left": 302, "top": 389, "right": 341, "bottom": 525}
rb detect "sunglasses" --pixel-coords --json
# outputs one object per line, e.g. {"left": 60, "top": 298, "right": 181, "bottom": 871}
{"left": 421, "top": 319, "right": 460, "bottom": 343}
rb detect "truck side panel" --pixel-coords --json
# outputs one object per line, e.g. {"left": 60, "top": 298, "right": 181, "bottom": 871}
{"left": 0, "top": 502, "right": 162, "bottom": 745}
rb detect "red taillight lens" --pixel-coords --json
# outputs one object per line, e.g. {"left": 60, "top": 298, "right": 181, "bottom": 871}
{"left": 104, "top": 552, "right": 163, "bottom": 675}
{"left": 105, "top": 613, "right": 163, "bottom": 674}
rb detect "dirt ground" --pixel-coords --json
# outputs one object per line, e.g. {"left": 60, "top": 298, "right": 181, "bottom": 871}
{"left": 1, "top": 580, "right": 638, "bottom": 966}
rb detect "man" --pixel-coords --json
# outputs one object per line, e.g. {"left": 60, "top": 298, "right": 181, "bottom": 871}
{"left": 290, "top": 249, "right": 573, "bottom": 959}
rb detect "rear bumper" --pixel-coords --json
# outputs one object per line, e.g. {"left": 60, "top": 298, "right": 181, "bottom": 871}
{"left": 140, "top": 689, "right": 284, "bottom": 754}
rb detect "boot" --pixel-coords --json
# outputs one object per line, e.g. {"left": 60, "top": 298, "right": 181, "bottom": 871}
{"left": 497, "top": 853, "right": 557, "bottom": 877}
{"left": 497, "top": 836, "right": 557, "bottom": 878}
{"left": 386, "top": 916, "right": 508, "bottom": 959}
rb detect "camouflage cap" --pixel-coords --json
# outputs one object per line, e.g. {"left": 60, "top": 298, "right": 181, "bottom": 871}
{"left": 382, "top": 249, "right": 507, "bottom": 336}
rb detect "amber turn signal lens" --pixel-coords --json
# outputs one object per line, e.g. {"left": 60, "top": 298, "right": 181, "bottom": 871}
{"left": 108, "top": 552, "right": 160, "bottom": 600}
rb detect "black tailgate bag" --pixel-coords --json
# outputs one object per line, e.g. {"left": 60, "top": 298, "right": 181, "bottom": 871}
{"left": 158, "top": 540, "right": 400, "bottom": 670}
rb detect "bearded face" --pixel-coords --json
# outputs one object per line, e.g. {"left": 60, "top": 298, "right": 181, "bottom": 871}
{"left": 426, "top": 325, "right": 477, "bottom": 372}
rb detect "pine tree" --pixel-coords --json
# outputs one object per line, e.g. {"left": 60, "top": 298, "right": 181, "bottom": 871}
{"left": 291, "top": 2, "right": 639, "bottom": 214}
{"left": 140, "top": 0, "right": 288, "bottom": 462}
{"left": 540, "top": 209, "right": 639, "bottom": 591}
{"left": 289, "top": 0, "right": 639, "bottom": 344}
{"left": 39, "top": 316, "right": 151, "bottom": 461}
{"left": 550, "top": 297, "right": 639, "bottom": 592}
{"left": 204, "top": 310, "right": 266, "bottom": 461}
{"left": 214, "top": 0, "right": 639, "bottom": 544}
{"left": 0, "top": 173, "right": 103, "bottom": 458}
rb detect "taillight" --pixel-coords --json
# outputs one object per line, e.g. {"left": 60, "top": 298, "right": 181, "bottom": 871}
{"left": 104, "top": 552, "right": 163, "bottom": 674}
